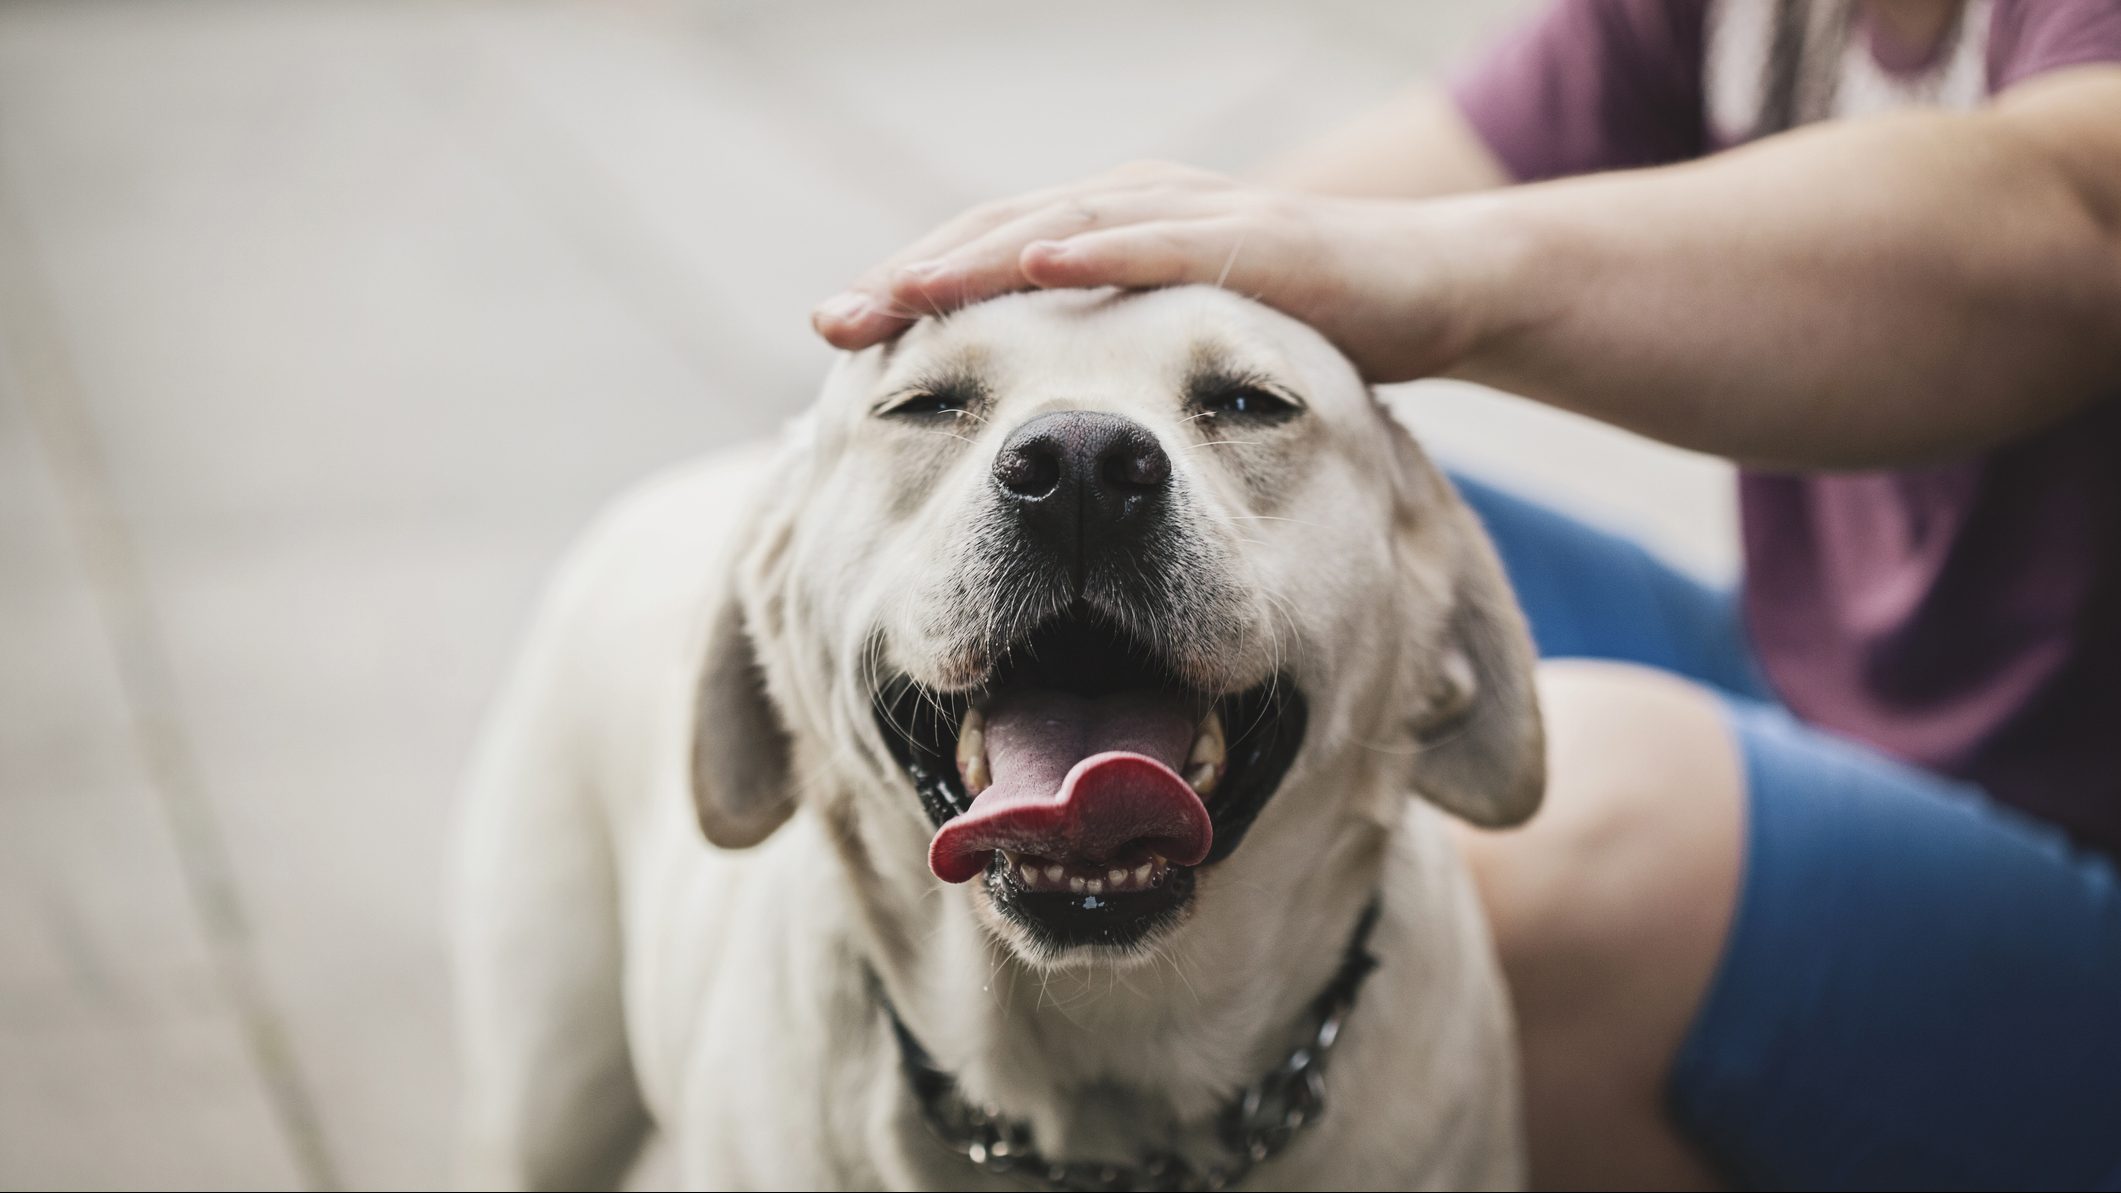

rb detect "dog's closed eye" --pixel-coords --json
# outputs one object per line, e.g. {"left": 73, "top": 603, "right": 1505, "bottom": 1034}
{"left": 1186, "top": 370, "right": 1304, "bottom": 423}
{"left": 874, "top": 376, "right": 988, "bottom": 419}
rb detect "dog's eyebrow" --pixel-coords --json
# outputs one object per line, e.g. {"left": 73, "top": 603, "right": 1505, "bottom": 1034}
{"left": 1186, "top": 340, "right": 1240, "bottom": 379}
{"left": 872, "top": 312, "right": 964, "bottom": 378}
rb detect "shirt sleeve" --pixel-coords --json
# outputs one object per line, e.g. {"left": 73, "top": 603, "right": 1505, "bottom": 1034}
{"left": 1450, "top": 0, "right": 1711, "bottom": 182}
{"left": 1989, "top": 0, "right": 2121, "bottom": 92}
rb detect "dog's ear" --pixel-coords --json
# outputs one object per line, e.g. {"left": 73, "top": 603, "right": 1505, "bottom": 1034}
{"left": 690, "top": 592, "right": 797, "bottom": 848}
{"left": 1390, "top": 425, "right": 1545, "bottom": 828}
{"left": 689, "top": 458, "right": 805, "bottom": 849}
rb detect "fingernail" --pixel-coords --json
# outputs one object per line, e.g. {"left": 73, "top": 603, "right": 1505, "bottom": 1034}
{"left": 815, "top": 292, "right": 869, "bottom": 324}
{"left": 1025, "top": 239, "right": 1069, "bottom": 258}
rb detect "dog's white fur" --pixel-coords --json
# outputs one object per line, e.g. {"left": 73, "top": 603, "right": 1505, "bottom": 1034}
{"left": 453, "top": 287, "right": 1542, "bottom": 1190}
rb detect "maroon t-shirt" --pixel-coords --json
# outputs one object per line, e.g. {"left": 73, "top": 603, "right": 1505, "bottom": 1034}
{"left": 1452, "top": 0, "right": 2121, "bottom": 856}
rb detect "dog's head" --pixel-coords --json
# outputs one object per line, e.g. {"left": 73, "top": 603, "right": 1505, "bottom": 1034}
{"left": 693, "top": 286, "right": 1540, "bottom": 967}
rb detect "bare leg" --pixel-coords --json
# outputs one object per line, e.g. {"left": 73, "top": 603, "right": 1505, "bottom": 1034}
{"left": 1455, "top": 659, "right": 1744, "bottom": 1191}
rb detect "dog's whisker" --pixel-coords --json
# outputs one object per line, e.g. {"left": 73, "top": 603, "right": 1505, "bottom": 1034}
{"left": 1150, "top": 939, "right": 1204, "bottom": 1011}
{"left": 1225, "top": 514, "right": 1336, "bottom": 532}
{"left": 1212, "top": 227, "right": 1250, "bottom": 292}
{"left": 915, "top": 283, "right": 949, "bottom": 322}
{"left": 869, "top": 296, "right": 929, "bottom": 322}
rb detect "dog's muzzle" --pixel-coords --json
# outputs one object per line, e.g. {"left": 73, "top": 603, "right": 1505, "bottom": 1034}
{"left": 874, "top": 617, "right": 1307, "bottom": 955}
{"left": 871, "top": 410, "right": 1308, "bottom": 955}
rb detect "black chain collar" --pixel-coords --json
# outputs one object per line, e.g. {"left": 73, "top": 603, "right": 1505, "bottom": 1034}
{"left": 874, "top": 899, "right": 1382, "bottom": 1192}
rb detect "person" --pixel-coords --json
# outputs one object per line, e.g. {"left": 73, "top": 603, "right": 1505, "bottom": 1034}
{"left": 810, "top": 1, "right": 2121, "bottom": 1188}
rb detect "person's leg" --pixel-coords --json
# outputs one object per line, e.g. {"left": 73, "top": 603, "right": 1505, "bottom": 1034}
{"left": 1445, "top": 474, "right": 1759, "bottom": 1184}
{"left": 1459, "top": 660, "right": 1742, "bottom": 1189}
{"left": 1451, "top": 471, "right": 1769, "bottom": 698}
{"left": 1461, "top": 659, "right": 2121, "bottom": 1191}
{"left": 1668, "top": 699, "right": 2121, "bottom": 1190}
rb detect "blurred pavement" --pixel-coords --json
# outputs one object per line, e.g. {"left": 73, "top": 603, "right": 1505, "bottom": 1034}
{"left": 0, "top": 2, "right": 1732, "bottom": 1188}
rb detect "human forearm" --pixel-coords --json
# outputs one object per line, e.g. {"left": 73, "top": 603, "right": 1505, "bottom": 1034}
{"left": 1443, "top": 70, "right": 2121, "bottom": 468}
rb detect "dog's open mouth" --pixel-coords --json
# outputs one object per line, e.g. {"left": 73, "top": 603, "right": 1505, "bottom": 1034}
{"left": 874, "top": 616, "right": 1307, "bottom": 951}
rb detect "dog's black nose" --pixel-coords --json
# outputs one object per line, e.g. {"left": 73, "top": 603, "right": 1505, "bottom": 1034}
{"left": 994, "top": 411, "right": 1170, "bottom": 571}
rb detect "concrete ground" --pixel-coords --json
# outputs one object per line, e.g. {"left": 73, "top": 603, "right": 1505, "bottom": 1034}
{"left": 0, "top": 2, "right": 1734, "bottom": 1188}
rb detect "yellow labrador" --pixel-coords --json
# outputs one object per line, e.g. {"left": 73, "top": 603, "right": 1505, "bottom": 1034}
{"left": 454, "top": 286, "right": 1541, "bottom": 1190}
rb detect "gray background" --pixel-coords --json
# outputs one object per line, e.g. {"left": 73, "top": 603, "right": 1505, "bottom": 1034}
{"left": 0, "top": 2, "right": 1732, "bottom": 1187}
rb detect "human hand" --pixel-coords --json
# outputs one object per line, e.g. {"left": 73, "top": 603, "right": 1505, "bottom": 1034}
{"left": 811, "top": 162, "right": 1503, "bottom": 384}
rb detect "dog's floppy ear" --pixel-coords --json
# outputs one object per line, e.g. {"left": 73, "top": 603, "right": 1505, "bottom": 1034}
{"left": 1390, "top": 426, "right": 1546, "bottom": 828}
{"left": 690, "top": 592, "right": 797, "bottom": 848}
{"left": 689, "top": 462, "right": 805, "bottom": 849}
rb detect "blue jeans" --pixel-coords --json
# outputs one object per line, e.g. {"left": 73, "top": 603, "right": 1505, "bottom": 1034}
{"left": 1455, "top": 473, "right": 2121, "bottom": 1191}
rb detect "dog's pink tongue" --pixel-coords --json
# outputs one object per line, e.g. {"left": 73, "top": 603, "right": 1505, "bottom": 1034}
{"left": 928, "top": 690, "right": 1208, "bottom": 884}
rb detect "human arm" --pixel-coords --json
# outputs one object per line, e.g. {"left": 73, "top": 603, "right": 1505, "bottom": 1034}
{"left": 1440, "top": 66, "right": 2121, "bottom": 467}
{"left": 814, "top": 68, "right": 2121, "bottom": 469}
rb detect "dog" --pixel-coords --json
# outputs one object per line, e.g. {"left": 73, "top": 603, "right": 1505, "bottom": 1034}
{"left": 452, "top": 284, "right": 1543, "bottom": 1191}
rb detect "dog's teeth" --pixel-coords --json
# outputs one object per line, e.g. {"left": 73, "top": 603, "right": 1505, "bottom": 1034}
{"left": 1185, "top": 709, "right": 1226, "bottom": 795}
{"left": 956, "top": 707, "right": 990, "bottom": 794}
{"left": 1069, "top": 876, "right": 1087, "bottom": 894}
{"left": 1108, "top": 868, "right": 1127, "bottom": 886}
{"left": 1020, "top": 860, "right": 1038, "bottom": 885}
{"left": 1133, "top": 863, "right": 1152, "bottom": 884}
{"left": 1045, "top": 864, "right": 1065, "bottom": 884}
{"left": 1084, "top": 878, "right": 1103, "bottom": 894}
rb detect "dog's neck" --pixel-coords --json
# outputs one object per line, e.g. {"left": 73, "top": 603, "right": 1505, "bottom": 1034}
{"left": 870, "top": 895, "right": 1381, "bottom": 1184}
{"left": 838, "top": 811, "right": 1394, "bottom": 1162}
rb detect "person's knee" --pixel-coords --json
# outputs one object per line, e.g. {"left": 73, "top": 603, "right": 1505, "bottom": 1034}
{"left": 1458, "top": 659, "right": 1745, "bottom": 1021}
